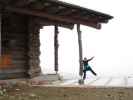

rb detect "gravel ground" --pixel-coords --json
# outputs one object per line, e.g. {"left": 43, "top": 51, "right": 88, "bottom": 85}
{"left": 0, "top": 83, "right": 133, "bottom": 100}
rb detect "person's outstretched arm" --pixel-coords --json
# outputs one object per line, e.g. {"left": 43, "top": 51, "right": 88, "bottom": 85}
{"left": 87, "top": 57, "right": 94, "bottom": 62}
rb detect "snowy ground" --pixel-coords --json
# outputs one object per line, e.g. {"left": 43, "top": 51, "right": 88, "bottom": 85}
{"left": 55, "top": 73, "right": 133, "bottom": 87}
{"left": 40, "top": 69, "right": 133, "bottom": 87}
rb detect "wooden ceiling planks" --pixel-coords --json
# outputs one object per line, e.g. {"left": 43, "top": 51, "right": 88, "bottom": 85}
{"left": 1, "top": 0, "right": 113, "bottom": 29}
{"left": 5, "top": 6, "right": 102, "bottom": 29}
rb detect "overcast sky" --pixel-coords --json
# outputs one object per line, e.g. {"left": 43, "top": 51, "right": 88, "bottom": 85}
{"left": 40, "top": 0, "right": 133, "bottom": 77}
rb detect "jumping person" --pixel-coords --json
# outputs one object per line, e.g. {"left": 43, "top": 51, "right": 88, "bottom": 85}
{"left": 82, "top": 57, "right": 97, "bottom": 80}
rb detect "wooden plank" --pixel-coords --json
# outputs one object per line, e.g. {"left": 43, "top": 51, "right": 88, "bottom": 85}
{"left": 10, "top": 0, "right": 35, "bottom": 7}
{"left": 54, "top": 7, "right": 68, "bottom": 15}
{"left": 0, "top": 67, "right": 28, "bottom": 79}
{"left": 57, "top": 9, "right": 77, "bottom": 16}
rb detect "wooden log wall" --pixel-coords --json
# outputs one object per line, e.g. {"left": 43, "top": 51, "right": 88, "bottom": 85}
{"left": 0, "top": 12, "right": 29, "bottom": 79}
{"left": 0, "top": 12, "right": 42, "bottom": 79}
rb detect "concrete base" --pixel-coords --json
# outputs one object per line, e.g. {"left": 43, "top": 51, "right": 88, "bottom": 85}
{"left": 30, "top": 74, "right": 62, "bottom": 81}
{"left": 78, "top": 79, "right": 84, "bottom": 84}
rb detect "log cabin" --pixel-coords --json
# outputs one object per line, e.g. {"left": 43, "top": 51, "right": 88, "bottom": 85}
{"left": 0, "top": 0, "right": 113, "bottom": 79}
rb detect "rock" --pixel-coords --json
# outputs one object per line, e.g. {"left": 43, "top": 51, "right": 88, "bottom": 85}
{"left": 29, "top": 93, "right": 36, "bottom": 97}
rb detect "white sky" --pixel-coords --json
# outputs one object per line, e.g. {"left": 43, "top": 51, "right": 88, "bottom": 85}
{"left": 40, "top": 0, "right": 133, "bottom": 77}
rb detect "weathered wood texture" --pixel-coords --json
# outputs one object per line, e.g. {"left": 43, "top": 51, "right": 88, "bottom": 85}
{"left": 28, "top": 18, "right": 41, "bottom": 78}
{"left": 0, "top": 10, "right": 1, "bottom": 56}
{"left": 0, "top": 12, "right": 42, "bottom": 79}
{"left": 3, "top": 0, "right": 113, "bottom": 29}
{"left": 0, "top": 12, "right": 29, "bottom": 79}
{"left": 54, "top": 25, "right": 59, "bottom": 73}
{"left": 77, "top": 24, "right": 83, "bottom": 76}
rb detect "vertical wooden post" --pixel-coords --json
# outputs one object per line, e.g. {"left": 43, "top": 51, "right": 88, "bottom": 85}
{"left": 54, "top": 25, "right": 59, "bottom": 74}
{"left": 77, "top": 24, "right": 83, "bottom": 77}
{"left": 0, "top": 10, "right": 1, "bottom": 57}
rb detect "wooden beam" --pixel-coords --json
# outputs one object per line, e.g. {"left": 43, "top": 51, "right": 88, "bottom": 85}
{"left": 54, "top": 25, "right": 59, "bottom": 73}
{"left": 45, "top": 6, "right": 60, "bottom": 14}
{"left": 9, "top": 0, "right": 19, "bottom": 5}
{"left": 65, "top": 11, "right": 104, "bottom": 23}
{"left": 57, "top": 9, "right": 77, "bottom": 16}
{"left": 34, "top": 18, "right": 74, "bottom": 29}
{"left": 47, "top": 0, "right": 113, "bottom": 19}
{"left": 54, "top": 6, "right": 66, "bottom": 14}
{"left": 5, "top": 6, "right": 101, "bottom": 29}
{"left": 77, "top": 24, "right": 83, "bottom": 77}
{"left": 12, "top": 0, "right": 36, "bottom": 7}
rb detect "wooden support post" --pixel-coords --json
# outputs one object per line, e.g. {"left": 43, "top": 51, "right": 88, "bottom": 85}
{"left": 54, "top": 25, "right": 59, "bottom": 74}
{"left": 77, "top": 24, "right": 83, "bottom": 81}
{"left": 0, "top": 10, "right": 1, "bottom": 57}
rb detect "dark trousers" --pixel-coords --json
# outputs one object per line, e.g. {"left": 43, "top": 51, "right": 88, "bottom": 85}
{"left": 83, "top": 67, "right": 97, "bottom": 79}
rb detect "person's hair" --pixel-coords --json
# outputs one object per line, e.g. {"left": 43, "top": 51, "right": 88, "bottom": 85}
{"left": 84, "top": 57, "right": 87, "bottom": 60}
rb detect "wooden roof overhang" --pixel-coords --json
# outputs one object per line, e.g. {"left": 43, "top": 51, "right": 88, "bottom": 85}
{"left": 0, "top": 0, "right": 113, "bottom": 29}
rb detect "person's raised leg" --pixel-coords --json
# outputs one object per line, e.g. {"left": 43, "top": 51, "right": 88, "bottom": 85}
{"left": 90, "top": 68, "right": 97, "bottom": 76}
